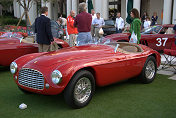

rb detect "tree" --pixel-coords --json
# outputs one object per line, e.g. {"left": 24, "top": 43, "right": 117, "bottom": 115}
{"left": 17, "top": 0, "right": 34, "bottom": 26}
{"left": 0, "top": 0, "right": 13, "bottom": 15}
{"left": 15, "top": 0, "right": 43, "bottom": 32}
{"left": 15, "top": 0, "right": 63, "bottom": 31}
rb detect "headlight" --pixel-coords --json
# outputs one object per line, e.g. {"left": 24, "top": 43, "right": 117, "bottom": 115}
{"left": 51, "top": 70, "right": 62, "bottom": 84}
{"left": 10, "top": 62, "right": 18, "bottom": 74}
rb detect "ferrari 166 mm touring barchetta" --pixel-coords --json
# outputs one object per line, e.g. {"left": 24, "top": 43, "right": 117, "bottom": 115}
{"left": 11, "top": 42, "right": 161, "bottom": 108}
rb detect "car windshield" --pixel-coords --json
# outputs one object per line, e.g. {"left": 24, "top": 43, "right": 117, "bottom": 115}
{"left": 92, "top": 37, "right": 117, "bottom": 48}
{"left": 0, "top": 32, "right": 23, "bottom": 39}
{"left": 105, "top": 20, "right": 115, "bottom": 26}
{"left": 141, "top": 26, "right": 162, "bottom": 34}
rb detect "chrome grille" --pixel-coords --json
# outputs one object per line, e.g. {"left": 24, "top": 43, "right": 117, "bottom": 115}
{"left": 18, "top": 68, "right": 44, "bottom": 90}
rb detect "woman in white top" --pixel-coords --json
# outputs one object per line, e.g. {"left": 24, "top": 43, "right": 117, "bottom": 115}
{"left": 143, "top": 17, "right": 151, "bottom": 30}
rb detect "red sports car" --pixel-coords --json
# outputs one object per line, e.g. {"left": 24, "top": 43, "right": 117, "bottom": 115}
{"left": 0, "top": 32, "right": 69, "bottom": 66}
{"left": 11, "top": 42, "right": 161, "bottom": 108}
{"left": 105, "top": 24, "right": 176, "bottom": 51}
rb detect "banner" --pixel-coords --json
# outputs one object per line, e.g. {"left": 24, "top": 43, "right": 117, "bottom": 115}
{"left": 88, "top": 0, "right": 93, "bottom": 14}
{"left": 126, "top": 0, "right": 133, "bottom": 24}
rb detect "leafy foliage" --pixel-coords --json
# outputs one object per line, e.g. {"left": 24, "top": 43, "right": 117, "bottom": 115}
{"left": 0, "top": 16, "right": 26, "bottom": 26}
{"left": 0, "top": 0, "right": 13, "bottom": 10}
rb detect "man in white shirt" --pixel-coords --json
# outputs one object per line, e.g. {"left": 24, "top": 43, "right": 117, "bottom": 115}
{"left": 115, "top": 12, "right": 124, "bottom": 33}
{"left": 92, "top": 12, "right": 105, "bottom": 41}
{"left": 91, "top": 9, "right": 96, "bottom": 37}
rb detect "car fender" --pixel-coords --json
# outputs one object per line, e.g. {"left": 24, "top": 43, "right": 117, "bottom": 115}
{"left": 14, "top": 52, "right": 46, "bottom": 69}
{"left": 55, "top": 56, "right": 120, "bottom": 88}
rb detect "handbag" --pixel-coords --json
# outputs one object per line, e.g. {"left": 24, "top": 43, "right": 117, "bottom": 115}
{"left": 129, "top": 31, "right": 137, "bottom": 43}
{"left": 50, "top": 41, "right": 59, "bottom": 51}
{"left": 99, "top": 28, "right": 104, "bottom": 35}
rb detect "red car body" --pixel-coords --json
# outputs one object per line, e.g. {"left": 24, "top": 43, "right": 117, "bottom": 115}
{"left": 105, "top": 24, "right": 176, "bottom": 51}
{"left": 0, "top": 36, "right": 69, "bottom": 66}
{"left": 12, "top": 43, "right": 160, "bottom": 95}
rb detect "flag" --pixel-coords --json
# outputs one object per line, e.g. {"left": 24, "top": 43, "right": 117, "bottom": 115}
{"left": 126, "top": 0, "right": 133, "bottom": 24}
{"left": 88, "top": 0, "right": 93, "bottom": 14}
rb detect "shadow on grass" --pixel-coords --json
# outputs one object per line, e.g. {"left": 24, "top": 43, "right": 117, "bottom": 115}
{"left": 12, "top": 77, "right": 142, "bottom": 110}
{"left": 1, "top": 74, "right": 149, "bottom": 113}
{"left": 1, "top": 74, "right": 175, "bottom": 118}
{"left": 2, "top": 78, "right": 136, "bottom": 112}
{"left": 95, "top": 77, "right": 141, "bottom": 95}
{"left": 13, "top": 91, "right": 71, "bottom": 110}
{"left": 0, "top": 66, "right": 9, "bottom": 73}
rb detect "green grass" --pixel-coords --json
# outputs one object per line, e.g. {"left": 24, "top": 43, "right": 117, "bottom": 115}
{"left": 0, "top": 66, "right": 176, "bottom": 118}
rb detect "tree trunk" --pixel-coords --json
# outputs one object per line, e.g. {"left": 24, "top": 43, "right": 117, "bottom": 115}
{"left": 25, "top": 10, "right": 29, "bottom": 33}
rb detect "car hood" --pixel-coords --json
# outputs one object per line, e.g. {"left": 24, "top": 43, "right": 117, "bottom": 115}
{"left": 25, "top": 44, "right": 114, "bottom": 67}
{"left": 0, "top": 37, "right": 20, "bottom": 44}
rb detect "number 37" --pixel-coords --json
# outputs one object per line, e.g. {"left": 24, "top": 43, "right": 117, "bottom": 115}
{"left": 156, "top": 38, "right": 168, "bottom": 47}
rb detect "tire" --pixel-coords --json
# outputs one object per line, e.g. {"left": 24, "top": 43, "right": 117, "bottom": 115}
{"left": 64, "top": 70, "right": 95, "bottom": 109}
{"left": 18, "top": 86, "right": 31, "bottom": 94}
{"left": 140, "top": 56, "right": 157, "bottom": 84}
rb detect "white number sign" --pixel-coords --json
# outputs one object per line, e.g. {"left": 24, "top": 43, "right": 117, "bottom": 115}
{"left": 156, "top": 38, "right": 168, "bottom": 47}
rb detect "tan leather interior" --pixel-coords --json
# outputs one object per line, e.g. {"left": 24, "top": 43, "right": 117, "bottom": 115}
{"left": 121, "top": 46, "right": 138, "bottom": 52}
{"left": 107, "top": 42, "right": 143, "bottom": 53}
{"left": 22, "top": 36, "right": 35, "bottom": 43}
{"left": 117, "top": 42, "right": 143, "bottom": 53}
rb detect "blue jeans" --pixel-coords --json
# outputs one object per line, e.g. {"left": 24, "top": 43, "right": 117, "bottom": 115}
{"left": 77, "top": 32, "right": 93, "bottom": 46}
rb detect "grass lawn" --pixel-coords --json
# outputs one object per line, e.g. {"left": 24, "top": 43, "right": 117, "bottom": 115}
{"left": 0, "top": 66, "right": 176, "bottom": 118}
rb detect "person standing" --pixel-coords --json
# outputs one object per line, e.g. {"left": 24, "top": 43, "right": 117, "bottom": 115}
{"left": 151, "top": 12, "right": 158, "bottom": 26}
{"left": 35, "top": 6, "right": 54, "bottom": 52}
{"left": 74, "top": 2, "right": 92, "bottom": 46}
{"left": 173, "top": 24, "right": 176, "bottom": 33}
{"left": 143, "top": 17, "right": 151, "bottom": 30}
{"left": 174, "top": 24, "right": 176, "bottom": 45}
{"left": 91, "top": 9, "right": 97, "bottom": 37}
{"left": 127, "top": 8, "right": 141, "bottom": 44}
{"left": 141, "top": 12, "right": 148, "bottom": 24}
{"left": 67, "top": 10, "right": 78, "bottom": 47}
{"left": 115, "top": 12, "right": 124, "bottom": 33}
{"left": 92, "top": 12, "right": 105, "bottom": 41}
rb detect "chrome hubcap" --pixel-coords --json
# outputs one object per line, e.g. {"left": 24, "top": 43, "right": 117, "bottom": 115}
{"left": 145, "top": 60, "right": 155, "bottom": 79}
{"left": 74, "top": 77, "right": 92, "bottom": 103}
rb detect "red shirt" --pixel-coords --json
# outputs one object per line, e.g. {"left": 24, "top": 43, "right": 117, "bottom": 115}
{"left": 74, "top": 11, "right": 92, "bottom": 32}
{"left": 67, "top": 15, "right": 78, "bottom": 35}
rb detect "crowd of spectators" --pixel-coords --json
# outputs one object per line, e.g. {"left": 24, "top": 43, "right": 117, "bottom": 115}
{"left": 34, "top": 2, "right": 175, "bottom": 52}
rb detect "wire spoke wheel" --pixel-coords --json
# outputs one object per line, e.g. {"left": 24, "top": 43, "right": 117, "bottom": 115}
{"left": 140, "top": 56, "right": 157, "bottom": 84}
{"left": 64, "top": 70, "right": 95, "bottom": 108}
{"left": 74, "top": 77, "right": 92, "bottom": 104}
{"left": 145, "top": 60, "right": 155, "bottom": 79}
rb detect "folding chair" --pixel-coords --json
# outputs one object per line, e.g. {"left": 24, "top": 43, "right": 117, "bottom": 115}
{"left": 162, "top": 41, "right": 176, "bottom": 73}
